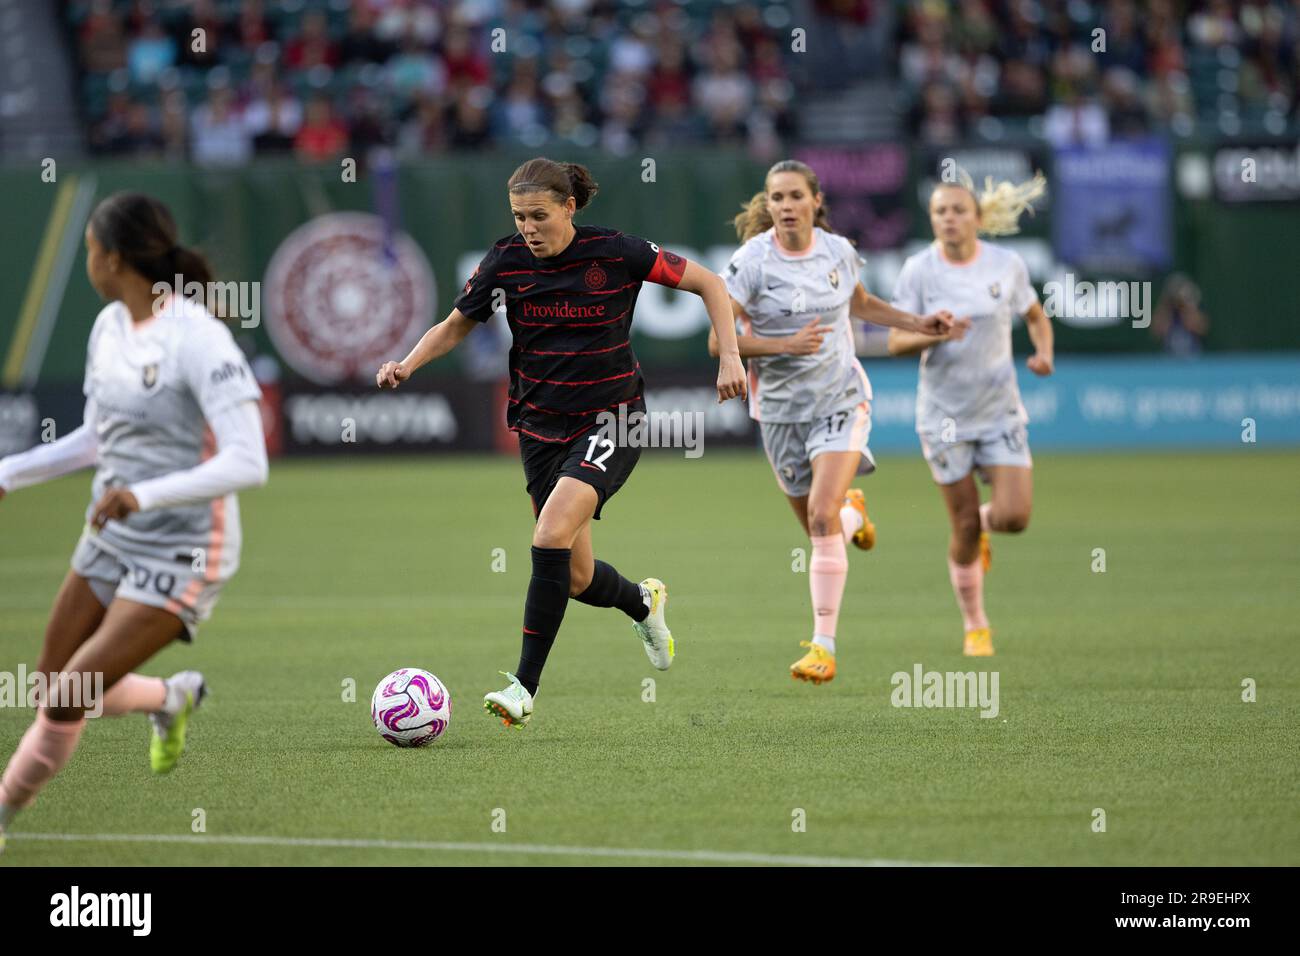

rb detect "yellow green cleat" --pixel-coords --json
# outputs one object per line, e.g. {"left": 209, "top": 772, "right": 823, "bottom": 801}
{"left": 149, "top": 672, "right": 206, "bottom": 774}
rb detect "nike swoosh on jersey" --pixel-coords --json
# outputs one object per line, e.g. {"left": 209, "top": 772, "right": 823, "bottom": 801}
{"left": 518, "top": 283, "right": 538, "bottom": 292}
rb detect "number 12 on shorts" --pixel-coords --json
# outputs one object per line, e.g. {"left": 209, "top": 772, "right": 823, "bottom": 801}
{"left": 583, "top": 434, "right": 615, "bottom": 472}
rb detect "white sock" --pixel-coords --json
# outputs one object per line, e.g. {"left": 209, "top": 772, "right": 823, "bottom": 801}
{"left": 162, "top": 677, "right": 186, "bottom": 716}
{"left": 979, "top": 502, "right": 992, "bottom": 533}
{"left": 839, "top": 505, "right": 864, "bottom": 542}
{"left": 812, "top": 634, "right": 836, "bottom": 655}
{"left": 0, "top": 803, "right": 17, "bottom": 828}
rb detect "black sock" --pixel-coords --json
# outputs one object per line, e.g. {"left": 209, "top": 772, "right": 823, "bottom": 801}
{"left": 516, "top": 546, "right": 572, "bottom": 695}
{"left": 574, "top": 560, "right": 649, "bottom": 622}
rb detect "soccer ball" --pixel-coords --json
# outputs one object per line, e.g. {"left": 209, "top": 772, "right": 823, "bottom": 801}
{"left": 371, "top": 668, "right": 451, "bottom": 747}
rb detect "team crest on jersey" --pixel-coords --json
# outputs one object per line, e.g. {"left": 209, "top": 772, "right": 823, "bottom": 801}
{"left": 584, "top": 264, "right": 607, "bottom": 290}
{"left": 828, "top": 268, "right": 840, "bottom": 290}
{"left": 141, "top": 363, "right": 160, "bottom": 392}
{"left": 988, "top": 282, "right": 1001, "bottom": 299}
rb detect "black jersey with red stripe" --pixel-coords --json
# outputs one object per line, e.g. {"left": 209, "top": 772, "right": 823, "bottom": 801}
{"left": 454, "top": 225, "right": 686, "bottom": 442}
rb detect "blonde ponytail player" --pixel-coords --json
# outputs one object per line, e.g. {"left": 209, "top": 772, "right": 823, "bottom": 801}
{"left": 888, "top": 170, "right": 1053, "bottom": 656}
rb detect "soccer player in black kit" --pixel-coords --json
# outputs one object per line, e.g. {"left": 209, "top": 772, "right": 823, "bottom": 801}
{"left": 377, "top": 157, "right": 746, "bottom": 729}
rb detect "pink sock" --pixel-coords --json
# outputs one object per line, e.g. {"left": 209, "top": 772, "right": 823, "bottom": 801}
{"left": 0, "top": 711, "right": 86, "bottom": 811}
{"left": 948, "top": 557, "right": 989, "bottom": 631}
{"left": 101, "top": 673, "right": 167, "bottom": 717}
{"left": 809, "top": 534, "right": 849, "bottom": 639}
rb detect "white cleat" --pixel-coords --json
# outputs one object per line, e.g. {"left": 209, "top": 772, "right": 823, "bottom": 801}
{"left": 632, "top": 578, "right": 674, "bottom": 670}
{"left": 483, "top": 672, "right": 534, "bottom": 729}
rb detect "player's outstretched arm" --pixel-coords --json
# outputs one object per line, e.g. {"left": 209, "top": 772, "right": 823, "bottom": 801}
{"left": 0, "top": 397, "right": 100, "bottom": 502}
{"left": 91, "top": 399, "right": 269, "bottom": 528}
{"left": 675, "top": 260, "right": 746, "bottom": 403}
{"left": 1023, "top": 301, "right": 1054, "bottom": 376}
{"left": 850, "top": 282, "right": 959, "bottom": 336}
{"left": 376, "top": 309, "right": 478, "bottom": 389}
{"left": 708, "top": 306, "right": 828, "bottom": 359}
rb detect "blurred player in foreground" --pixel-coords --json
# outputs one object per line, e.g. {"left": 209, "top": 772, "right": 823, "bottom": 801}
{"left": 713, "top": 160, "right": 959, "bottom": 684}
{"left": 888, "top": 170, "right": 1053, "bottom": 656}
{"left": 377, "top": 157, "right": 746, "bottom": 728}
{"left": 0, "top": 193, "right": 267, "bottom": 853}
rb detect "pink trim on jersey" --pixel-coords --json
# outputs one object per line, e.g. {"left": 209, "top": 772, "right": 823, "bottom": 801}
{"left": 935, "top": 239, "right": 982, "bottom": 268}
{"left": 740, "top": 313, "right": 761, "bottom": 421}
{"left": 771, "top": 229, "right": 818, "bottom": 259}
{"left": 166, "top": 428, "right": 224, "bottom": 619}
{"left": 847, "top": 401, "right": 871, "bottom": 453}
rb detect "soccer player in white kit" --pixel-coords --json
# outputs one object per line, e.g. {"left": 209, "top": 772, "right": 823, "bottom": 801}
{"left": 0, "top": 193, "right": 267, "bottom": 854}
{"left": 888, "top": 171, "right": 1054, "bottom": 656}
{"left": 711, "top": 160, "right": 958, "bottom": 683}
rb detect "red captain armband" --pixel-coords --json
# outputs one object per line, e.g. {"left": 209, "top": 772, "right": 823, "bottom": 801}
{"left": 645, "top": 247, "right": 687, "bottom": 288}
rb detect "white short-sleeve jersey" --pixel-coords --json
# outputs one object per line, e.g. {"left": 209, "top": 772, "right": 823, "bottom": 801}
{"left": 83, "top": 294, "right": 261, "bottom": 556}
{"left": 722, "top": 227, "right": 872, "bottom": 424}
{"left": 891, "top": 240, "right": 1037, "bottom": 439}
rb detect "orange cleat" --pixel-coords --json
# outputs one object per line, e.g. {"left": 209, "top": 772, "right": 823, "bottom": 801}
{"left": 790, "top": 641, "right": 836, "bottom": 684}
{"left": 842, "top": 488, "right": 876, "bottom": 551}
{"left": 963, "top": 628, "right": 994, "bottom": 657}
{"left": 978, "top": 532, "right": 992, "bottom": 572}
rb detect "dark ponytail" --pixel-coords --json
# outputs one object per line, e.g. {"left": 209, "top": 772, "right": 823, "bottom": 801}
{"left": 90, "top": 192, "right": 213, "bottom": 294}
{"left": 508, "top": 157, "right": 599, "bottom": 210}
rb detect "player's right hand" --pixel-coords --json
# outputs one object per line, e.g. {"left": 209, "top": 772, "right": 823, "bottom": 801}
{"left": 945, "top": 316, "right": 973, "bottom": 341}
{"left": 785, "top": 318, "right": 829, "bottom": 355}
{"left": 376, "top": 361, "right": 410, "bottom": 389}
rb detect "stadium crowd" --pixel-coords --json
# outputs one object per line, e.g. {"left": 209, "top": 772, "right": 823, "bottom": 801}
{"left": 65, "top": 0, "right": 1300, "bottom": 164}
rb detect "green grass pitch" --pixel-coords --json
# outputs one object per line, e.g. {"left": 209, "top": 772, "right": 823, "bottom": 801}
{"left": 1, "top": 449, "right": 1297, "bottom": 866}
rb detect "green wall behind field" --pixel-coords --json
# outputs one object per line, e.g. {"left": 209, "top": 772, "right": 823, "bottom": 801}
{"left": 1, "top": 148, "right": 1295, "bottom": 385}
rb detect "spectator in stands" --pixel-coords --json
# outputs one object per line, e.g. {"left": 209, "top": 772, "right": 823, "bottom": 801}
{"left": 127, "top": 17, "right": 176, "bottom": 85}
{"left": 387, "top": 29, "right": 446, "bottom": 100}
{"left": 442, "top": 25, "right": 490, "bottom": 89}
{"left": 376, "top": 0, "right": 441, "bottom": 47}
{"left": 397, "top": 92, "right": 445, "bottom": 157}
{"left": 80, "top": 0, "right": 127, "bottom": 74}
{"left": 245, "top": 79, "right": 302, "bottom": 155}
{"left": 233, "top": 0, "right": 272, "bottom": 53}
{"left": 191, "top": 86, "right": 252, "bottom": 167}
{"left": 447, "top": 86, "right": 492, "bottom": 150}
{"left": 912, "top": 81, "right": 963, "bottom": 144}
{"left": 693, "top": 40, "right": 753, "bottom": 142}
{"left": 294, "top": 96, "right": 349, "bottom": 163}
{"left": 159, "top": 89, "right": 188, "bottom": 160}
{"left": 497, "top": 59, "right": 547, "bottom": 144}
{"left": 285, "top": 11, "right": 339, "bottom": 71}
{"left": 1151, "top": 274, "right": 1209, "bottom": 356}
{"left": 340, "top": 1, "right": 394, "bottom": 67}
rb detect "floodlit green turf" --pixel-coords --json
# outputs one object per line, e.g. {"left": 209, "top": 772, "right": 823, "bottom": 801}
{"left": 1, "top": 449, "right": 1298, "bottom": 866}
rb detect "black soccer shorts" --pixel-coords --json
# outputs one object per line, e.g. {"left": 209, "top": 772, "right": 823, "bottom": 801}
{"left": 518, "top": 411, "right": 643, "bottom": 521}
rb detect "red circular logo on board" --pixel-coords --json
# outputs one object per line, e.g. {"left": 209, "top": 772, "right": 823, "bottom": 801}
{"left": 263, "top": 213, "right": 436, "bottom": 384}
{"left": 584, "top": 264, "right": 607, "bottom": 290}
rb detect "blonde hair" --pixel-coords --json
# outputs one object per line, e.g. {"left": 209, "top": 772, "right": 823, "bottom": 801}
{"left": 733, "top": 159, "right": 833, "bottom": 242}
{"left": 939, "top": 168, "right": 1048, "bottom": 237}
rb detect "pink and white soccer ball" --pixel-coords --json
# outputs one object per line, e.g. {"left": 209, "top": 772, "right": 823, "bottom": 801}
{"left": 371, "top": 668, "right": 451, "bottom": 747}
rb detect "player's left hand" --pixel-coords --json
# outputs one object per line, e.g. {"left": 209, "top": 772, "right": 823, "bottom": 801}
{"left": 915, "top": 310, "right": 958, "bottom": 336}
{"left": 717, "top": 352, "right": 747, "bottom": 404}
{"left": 91, "top": 488, "right": 140, "bottom": 529}
{"left": 1027, "top": 352, "right": 1054, "bottom": 376}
